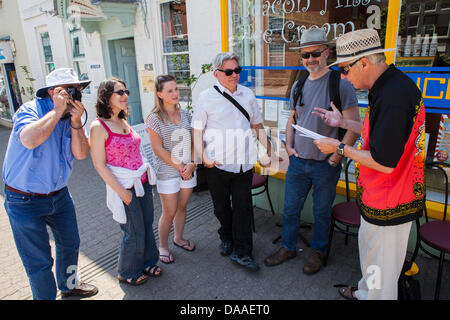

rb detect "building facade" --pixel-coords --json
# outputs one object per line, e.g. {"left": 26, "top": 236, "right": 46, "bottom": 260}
{"left": 4, "top": 0, "right": 449, "bottom": 218}
{"left": 0, "top": 0, "right": 31, "bottom": 127}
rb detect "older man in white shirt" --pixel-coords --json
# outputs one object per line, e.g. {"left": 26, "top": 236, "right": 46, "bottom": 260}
{"left": 192, "top": 52, "right": 271, "bottom": 270}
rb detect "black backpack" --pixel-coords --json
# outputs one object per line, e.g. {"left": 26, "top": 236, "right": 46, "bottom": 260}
{"left": 292, "top": 69, "right": 346, "bottom": 141}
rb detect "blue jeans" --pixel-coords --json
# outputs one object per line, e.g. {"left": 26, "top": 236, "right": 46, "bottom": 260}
{"left": 4, "top": 187, "right": 80, "bottom": 300}
{"left": 281, "top": 156, "right": 341, "bottom": 254}
{"left": 117, "top": 183, "right": 159, "bottom": 279}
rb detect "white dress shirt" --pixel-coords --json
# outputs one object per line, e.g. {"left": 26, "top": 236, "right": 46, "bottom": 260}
{"left": 192, "top": 82, "right": 263, "bottom": 173}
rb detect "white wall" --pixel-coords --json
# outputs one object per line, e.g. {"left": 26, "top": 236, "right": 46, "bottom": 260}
{"left": 0, "top": 0, "right": 32, "bottom": 104}
{"left": 186, "top": 0, "right": 222, "bottom": 105}
{"left": 82, "top": 31, "right": 106, "bottom": 130}
{"left": 15, "top": 0, "right": 224, "bottom": 129}
{"left": 18, "top": 0, "right": 72, "bottom": 91}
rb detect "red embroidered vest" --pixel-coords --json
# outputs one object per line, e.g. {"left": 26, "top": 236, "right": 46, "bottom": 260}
{"left": 356, "top": 99, "right": 425, "bottom": 226}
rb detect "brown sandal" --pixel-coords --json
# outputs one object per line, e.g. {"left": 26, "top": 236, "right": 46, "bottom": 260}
{"left": 118, "top": 274, "right": 148, "bottom": 286}
{"left": 335, "top": 284, "right": 358, "bottom": 300}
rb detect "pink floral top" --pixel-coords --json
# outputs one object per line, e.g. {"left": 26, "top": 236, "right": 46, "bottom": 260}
{"left": 97, "top": 118, "right": 147, "bottom": 184}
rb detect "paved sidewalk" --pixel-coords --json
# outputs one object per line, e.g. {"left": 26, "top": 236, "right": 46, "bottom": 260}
{"left": 0, "top": 126, "right": 448, "bottom": 301}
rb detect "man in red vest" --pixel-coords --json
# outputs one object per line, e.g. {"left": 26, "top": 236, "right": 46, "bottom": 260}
{"left": 313, "top": 29, "right": 425, "bottom": 300}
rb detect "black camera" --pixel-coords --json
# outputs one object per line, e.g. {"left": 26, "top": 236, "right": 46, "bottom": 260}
{"left": 66, "top": 87, "right": 82, "bottom": 101}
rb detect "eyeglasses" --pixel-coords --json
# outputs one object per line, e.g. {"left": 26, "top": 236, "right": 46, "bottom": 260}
{"left": 338, "top": 59, "right": 361, "bottom": 75}
{"left": 114, "top": 89, "right": 130, "bottom": 96}
{"left": 216, "top": 66, "right": 242, "bottom": 76}
{"left": 301, "top": 48, "right": 328, "bottom": 59}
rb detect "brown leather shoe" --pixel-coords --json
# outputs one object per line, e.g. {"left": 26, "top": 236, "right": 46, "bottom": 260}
{"left": 303, "top": 248, "right": 324, "bottom": 274}
{"left": 61, "top": 281, "right": 99, "bottom": 298}
{"left": 264, "top": 246, "right": 297, "bottom": 267}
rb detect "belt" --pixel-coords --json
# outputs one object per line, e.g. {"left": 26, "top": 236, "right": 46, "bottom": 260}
{"left": 5, "top": 184, "right": 61, "bottom": 197}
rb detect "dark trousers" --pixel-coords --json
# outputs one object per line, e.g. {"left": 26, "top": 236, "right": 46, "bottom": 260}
{"left": 206, "top": 166, "right": 253, "bottom": 256}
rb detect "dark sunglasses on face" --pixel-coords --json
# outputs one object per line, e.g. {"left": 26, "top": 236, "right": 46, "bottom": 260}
{"left": 114, "top": 89, "right": 130, "bottom": 96}
{"left": 338, "top": 58, "right": 361, "bottom": 75}
{"left": 216, "top": 66, "right": 242, "bottom": 76}
{"left": 301, "top": 48, "right": 327, "bottom": 59}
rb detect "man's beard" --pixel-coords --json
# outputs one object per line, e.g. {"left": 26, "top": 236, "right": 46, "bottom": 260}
{"left": 305, "top": 61, "right": 323, "bottom": 73}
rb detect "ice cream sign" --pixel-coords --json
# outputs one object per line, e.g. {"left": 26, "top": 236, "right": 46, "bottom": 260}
{"left": 0, "top": 41, "right": 14, "bottom": 63}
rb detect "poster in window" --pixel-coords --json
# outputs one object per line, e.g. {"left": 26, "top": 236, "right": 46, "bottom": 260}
{"left": 433, "top": 114, "right": 450, "bottom": 164}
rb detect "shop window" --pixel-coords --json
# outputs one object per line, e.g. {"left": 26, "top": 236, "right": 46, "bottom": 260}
{"left": 0, "top": 70, "right": 11, "bottom": 120}
{"left": 423, "top": 14, "right": 437, "bottom": 26}
{"left": 436, "top": 12, "right": 450, "bottom": 36}
{"left": 409, "top": 3, "right": 421, "bottom": 13}
{"left": 69, "top": 24, "right": 89, "bottom": 87}
{"left": 229, "top": 0, "right": 389, "bottom": 99}
{"left": 160, "top": 0, "right": 190, "bottom": 102}
{"left": 397, "top": 0, "right": 450, "bottom": 200}
{"left": 425, "top": 1, "right": 437, "bottom": 11}
{"left": 408, "top": 15, "right": 418, "bottom": 27}
{"left": 39, "top": 32, "right": 55, "bottom": 75}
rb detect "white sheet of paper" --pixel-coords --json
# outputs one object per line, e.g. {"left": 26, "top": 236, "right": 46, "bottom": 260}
{"left": 292, "top": 124, "right": 326, "bottom": 140}
{"left": 264, "top": 100, "right": 278, "bottom": 122}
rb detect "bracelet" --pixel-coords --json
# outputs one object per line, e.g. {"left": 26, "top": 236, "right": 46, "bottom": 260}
{"left": 327, "top": 158, "right": 338, "bottom": 167}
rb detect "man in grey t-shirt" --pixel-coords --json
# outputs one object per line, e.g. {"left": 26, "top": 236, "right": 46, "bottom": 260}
{"left": 264, "top": 28, "right": 360, "bottom": 274}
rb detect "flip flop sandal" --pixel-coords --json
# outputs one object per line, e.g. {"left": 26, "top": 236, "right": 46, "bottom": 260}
{"left": 143, "top": 265, "right": 162, "bottom": 277}
{"left": 117, "top": 274, "right": 148, "bottom": 286}
{"left": 174, "top": 240, "right": 196, "bottom": 252}
{"left": 159, "top": 252, "right": 174, "bottom": 264}
{"left": 335, "top": 284, "right": 358, "bottom": 300}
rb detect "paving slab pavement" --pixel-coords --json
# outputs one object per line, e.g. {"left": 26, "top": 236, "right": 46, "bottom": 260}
{"left": 0, "top": 126, "right": 448, "bottom": 305}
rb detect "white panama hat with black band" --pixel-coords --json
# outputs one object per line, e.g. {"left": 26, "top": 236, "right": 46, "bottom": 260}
{"left": 35, "top": 68, "right": 91, "bottom": 98}
{"left": 329, "top": 28, "right": 395, "bottom": 67}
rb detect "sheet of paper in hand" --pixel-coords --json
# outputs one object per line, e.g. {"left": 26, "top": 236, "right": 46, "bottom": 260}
{"left": 292, "top": 124, "right": 326, "bottom": 140}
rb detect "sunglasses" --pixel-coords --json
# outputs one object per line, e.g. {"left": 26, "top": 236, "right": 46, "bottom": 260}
{"left": 216, "top": 66, "right": 242, "bottom": 76}
{"left": 338, "top": 58, "right": 361, "bottom": 75}
{"left": 301, "top": 48, "right": 327, "bottom": 59}
{"left": 114, "top": 89, "right": 130, "bottom": 96}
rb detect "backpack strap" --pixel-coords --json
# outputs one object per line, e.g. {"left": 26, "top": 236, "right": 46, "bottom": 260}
{"left": 292, "top": 71, "right": 309, "bottom": 110}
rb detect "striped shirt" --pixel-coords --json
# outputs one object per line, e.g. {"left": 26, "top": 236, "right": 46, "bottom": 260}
{"left": 146, "top": 108, "right": 192, "bottom": 180}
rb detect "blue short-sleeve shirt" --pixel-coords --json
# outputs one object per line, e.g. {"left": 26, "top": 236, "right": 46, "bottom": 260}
{"left": 2, "top": 98, "right": 74, "bottom": 194}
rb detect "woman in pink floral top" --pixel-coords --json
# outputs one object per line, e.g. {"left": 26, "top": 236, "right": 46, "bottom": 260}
{"left": 89, "top": 78, "right": 161, "bottom": 286}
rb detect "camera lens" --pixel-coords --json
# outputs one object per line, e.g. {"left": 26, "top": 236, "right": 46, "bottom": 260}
{"left": 67, "top": 87, "right": 82, "bottom": 101}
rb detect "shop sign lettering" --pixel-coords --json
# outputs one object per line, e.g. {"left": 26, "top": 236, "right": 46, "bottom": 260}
{"left": 407, "top": 73, "right": 450, "bottom": 109}
{"left": 261, "top": 0, "right": 378, "bottom": 44}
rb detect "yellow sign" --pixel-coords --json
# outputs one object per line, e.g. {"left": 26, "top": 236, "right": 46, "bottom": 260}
{"left": 141, "top": 70, "right": 154, "bottom": 93}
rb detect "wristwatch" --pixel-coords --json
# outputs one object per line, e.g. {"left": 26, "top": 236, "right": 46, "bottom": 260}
{"left": 337, "top": 143, "right": 346, "bottom": 157}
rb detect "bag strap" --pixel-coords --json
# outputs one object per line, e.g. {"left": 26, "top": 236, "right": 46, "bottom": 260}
{"left": 213, "top": 85, "right": 250, "bottom": 122}
{"left": 328, "top": 69, "right": 342, "bottom": 111}
{"left": 292, "top": 72, "right": 309, "bottom": 110}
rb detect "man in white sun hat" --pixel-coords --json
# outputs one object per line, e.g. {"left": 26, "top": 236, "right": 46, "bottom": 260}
{"left": 2, "top": 68, "right": 98, "bottom": 299}
{"left": 313, "top": 28, "right": 425, "bottom": 300}
{"left": 264, "top": 27, "right": 360, "bottom": 274}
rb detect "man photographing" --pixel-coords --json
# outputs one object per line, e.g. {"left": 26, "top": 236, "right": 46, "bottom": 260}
{"left": 2, "top": 68, "right": 98, "bottom": 299}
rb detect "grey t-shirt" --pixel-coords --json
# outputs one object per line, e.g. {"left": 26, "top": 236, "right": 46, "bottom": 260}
{"left": 290, "top": 71, "right": 358, "bottom": 160}
{"left": 146, "top": 108, "right": 192, "bottom": 180}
